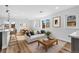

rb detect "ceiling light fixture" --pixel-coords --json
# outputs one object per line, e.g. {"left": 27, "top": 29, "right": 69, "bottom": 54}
{"left": 5, "top": 5, "right": 8, "bottom": 7}
{"left": 5, "top": 5, "right": 10, "bottom": 22}
{"left": 56, "top": 6, "right": 59, "bottom": 9}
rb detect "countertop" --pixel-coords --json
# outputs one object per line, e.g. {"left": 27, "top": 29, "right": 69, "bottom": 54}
{"left": 69, "top": 31, "right": 79, "bottom": 39}
{"left": 0, "top": 29, "right": 10, "bottom": 32}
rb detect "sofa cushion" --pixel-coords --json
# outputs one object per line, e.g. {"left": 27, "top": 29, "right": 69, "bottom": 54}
{"left": 41, "top": 30, "right": 45, "bottom": 34}
{"left": 26, "top": 32, "right": 31, "bottom": 37}
{"left": 25, "top": 34, "right": 46, "bottom": 43}
{"left": 30, "top": 34, "right": 45, "bottom": 40}
{"left": 30, "top": 31, "right": 34, "bottom": 35}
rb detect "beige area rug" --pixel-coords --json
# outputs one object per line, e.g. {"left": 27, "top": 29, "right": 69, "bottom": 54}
{"left": 14, "top": 35, "right": 67, "bottom": 53}
{"left": 27, "top": 40, "right": 66, "bottom": 53}
{"left": 12, "top": 35, "right": 67, "bottom": 53}
{"left": 59, "top": 42, "right": 71, "bottom": 53}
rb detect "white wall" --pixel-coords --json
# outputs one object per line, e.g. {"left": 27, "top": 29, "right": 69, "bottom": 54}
{"left": 14, "top": 19, "right": 32, "bottom": 32}
{"left": 49, "top": 6, "right": 79, "bottom": 42}
{"left": 31, "top": 19, "right": 42, "bottom": 30}
{"left": 33, "top": 6, "right": 79, "bottom": 42}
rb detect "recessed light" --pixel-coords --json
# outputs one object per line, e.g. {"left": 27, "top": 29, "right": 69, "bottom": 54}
{"left": 56, "top": 6, "right": 59, "bottom": 9}
{"left": 40, "top": 11, "right": 43, "bottom": 13}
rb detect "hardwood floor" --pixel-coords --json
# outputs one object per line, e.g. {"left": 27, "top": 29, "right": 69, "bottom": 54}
{"left": 6, "top": 34, "right": 31, "bottom": 53}
{"left": 17, "top": 40, "right": 31, "bottom": 53}
{"left": 1, "top": 33, "right": 71, "bottom": 53}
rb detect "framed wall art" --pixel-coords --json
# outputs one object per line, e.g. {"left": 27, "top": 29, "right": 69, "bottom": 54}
{"left": 42, "top": 19, "right": 50, "bottom": 29}
{"left": 42, "top": 20, "right": 46, "bottom": 28}
{"left": 67, "top": 15, "right": 76, "bottom": 27}
{"left": 53, "top": 16, "right": 61, "bottom": 27}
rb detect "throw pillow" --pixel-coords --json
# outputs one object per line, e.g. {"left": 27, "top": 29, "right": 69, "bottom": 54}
{"left": 30, "top": 31, "right": 34, "bottom": 35}
{"left": 26, "top": 32, "right": 31, "bottom": 37}
{"left": 34, "top": 30, "right": 37, "bottom": 34}
{"left": 37, "top": 31, "right": 40, "bottom": 34}
{"left": 41, "top": 30, "right": 45, "bottom": 34}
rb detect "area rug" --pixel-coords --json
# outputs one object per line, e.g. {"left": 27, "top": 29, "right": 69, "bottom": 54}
{"left": 27, "top": 40, "right": 66, "bottom": 53}
{"left": 16, "top": 35, "right": 67, "bottom": 53}
{"left": 58, "top": 42, "right": 71, "bottom": 53}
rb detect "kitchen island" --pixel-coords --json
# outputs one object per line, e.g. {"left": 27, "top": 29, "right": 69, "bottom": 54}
{"left": 0, "top": 29, "right": 10, "bottom": 51}
{"left": 69, "top": 31, "right": 79, "bottom": 53}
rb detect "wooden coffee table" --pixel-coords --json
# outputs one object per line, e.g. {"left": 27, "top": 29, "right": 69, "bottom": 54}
{"left": 37, "top": 39, "right": 58, "bottom": 52}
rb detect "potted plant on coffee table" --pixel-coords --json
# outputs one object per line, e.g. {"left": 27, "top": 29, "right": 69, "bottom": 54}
{"left": 45, "top": 31, "right": 51, "bottom": 39}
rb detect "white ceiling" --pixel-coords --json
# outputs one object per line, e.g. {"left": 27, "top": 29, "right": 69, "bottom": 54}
{"left": 0, "top": 5, "right": 76, "bottom": 20}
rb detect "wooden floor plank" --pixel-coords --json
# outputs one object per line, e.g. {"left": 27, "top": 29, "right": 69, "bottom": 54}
{"left": 1, "top": 33, "right": 71, "bottom": 53}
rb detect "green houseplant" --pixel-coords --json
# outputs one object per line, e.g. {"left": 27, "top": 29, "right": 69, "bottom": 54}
{"left": 45, "top": 31, "right": 51, "bottom": 38}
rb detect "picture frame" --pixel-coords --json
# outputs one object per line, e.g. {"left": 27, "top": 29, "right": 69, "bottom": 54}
{"left": 42, "top": 20, "right": 45, "bottom": 28}
{"left": 42, "top": 19, "right": 50, "bottom": 29}
{"left": 53, "top": 16, "right": 61, "bottom": 27}
{"left": 67, "top": 15, "right": 76, "bottom": 27}
{"left": 46, "top": 19, "right": 50, "bottom": 28}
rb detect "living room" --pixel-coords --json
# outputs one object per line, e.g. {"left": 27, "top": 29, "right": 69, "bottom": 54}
{"left": 0, "top": 5, "right": 79, "bottom": 53}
